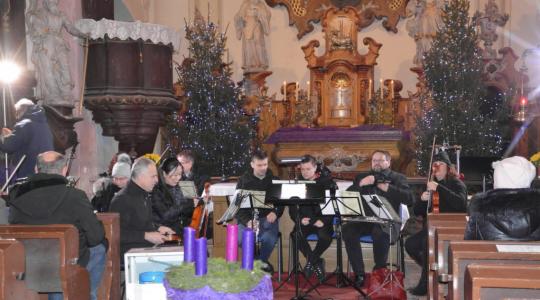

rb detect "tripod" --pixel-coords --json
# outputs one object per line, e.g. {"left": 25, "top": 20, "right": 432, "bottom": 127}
{"left": 303, "top": 188, "right": 367, "bottom": 298}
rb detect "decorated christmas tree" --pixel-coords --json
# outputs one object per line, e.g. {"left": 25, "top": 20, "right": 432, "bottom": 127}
{"left": 414, "top": 0, "right": 510, "bottom": 173}
{"left": 169, "top": 12, "right": 258, "bottom": 176}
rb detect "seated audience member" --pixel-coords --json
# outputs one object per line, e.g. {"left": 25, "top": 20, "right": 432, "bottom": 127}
{"left": 235, "top": 150, "right": 282, "bottom": 274}
{"left": 343, "top": 150, "right": 414, "bottom": 288}
{"left": 289, "top": 155, "right": 334, "bottom": 282}
{"left": 91, "top": 154, "right": 131, "bottom": 212}
{"left": 152, "top": 157, "right": 198, "bottom": 235}
{"left": 8, "top": 151, "right": 107, "bottom": 300}
{"left": 465, "top": 156, "right": 540, "bottom": 241}
{"left": 405, "top": 151, "right": 467, "bottom": 295}
{"left": 110, "top": 157, "right": 175, "bottom": 260}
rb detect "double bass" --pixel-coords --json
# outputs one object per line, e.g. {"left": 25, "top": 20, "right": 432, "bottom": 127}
{"left": 189, "top": 182, "right": 211, "bottom": 238}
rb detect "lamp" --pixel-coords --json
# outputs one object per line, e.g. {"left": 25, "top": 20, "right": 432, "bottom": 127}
{"left": 0, "top": 60, "right": 21, "bottom": 188}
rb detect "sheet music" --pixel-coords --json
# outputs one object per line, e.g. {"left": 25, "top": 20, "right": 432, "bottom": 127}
{"left": 281, "top": 184, "right": 307, "bottom": 199}
{"left": 362, "top": 194, "right": 401, "bottom": 223}
{"left": 320, "top": 190, "right": 364, "bottom": 216}
{"left": 272, "top": 180, "right": 316, "bottom": 184}
{"left": 238, "top": 190, "right": 272, "bottom": 209}
{"left": 179, "top": 181, "right": 198, "bottom": 199}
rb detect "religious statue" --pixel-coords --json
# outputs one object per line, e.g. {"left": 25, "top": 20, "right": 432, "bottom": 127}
{"left": 234, "top": 0, "right": 271, "bottom": 73}
{"left": 406, "top": 0, "right": 444, "bottom": 66}
{"left": 26, "top": 0, "right": 87, "bottom": 106}
{"left": 473, "top": 0, "right": 509, "bottom": 59}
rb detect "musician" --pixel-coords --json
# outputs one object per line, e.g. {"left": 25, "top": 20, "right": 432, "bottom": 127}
{"left": 110, "top": 157, "right": 175, "bottom": 259}
{"left": 0, "top": 98, "right": 53, "bottom": 178}
{"left": 405, "top": 151, "right": 467, "bottom": 296}
{"left": 8, "top": 151, "right": 107, "bottom": 300}
{"left": 235, "top": 150, "right": 282, "bottom": 274}
{"left": 177, "top": 150, "right": 211, "bottom": 196}
{"left": 151, "top": 157, "right": 198, "bottom": 235}
{"left": 289, "top": 155, "right": 334, "bottom": 282}
{"left": 343, "top": 150, "right": 414, "bottom": 288}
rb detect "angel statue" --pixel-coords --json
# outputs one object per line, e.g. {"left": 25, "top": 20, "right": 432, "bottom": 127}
{"left": 26, "top": 0, "right": 87, "bottom": 106}
{"left": 234, "top": 0, "right": 271, "bottom": 73}
{"left": 406, "top": 0, "right": 444, "bottom": 66}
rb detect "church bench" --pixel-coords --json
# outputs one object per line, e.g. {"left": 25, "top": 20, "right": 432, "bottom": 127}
{"left": 426, "top": 213, "right": 467, "bottom": 300}
{"left": 96, "top": 213, "right": 120, "bottom": 300}
{"left": 464, "top": 263, "right": 540, "bottom": 300}
{"left": 0, "top": 224, "right": 90, "bottom": 300}
{"left": 445, "top": 240, "right": 540, "bottom": 300}
{"left": 0, "top": 239, "right": 39, "bottom": 300}
{"left": 430, "top": 226, "right": 466, "bottom": 300}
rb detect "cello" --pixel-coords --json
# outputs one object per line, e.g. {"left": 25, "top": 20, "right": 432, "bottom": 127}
{"left": 189, "top": 182, "right": 211, "bottom": 238}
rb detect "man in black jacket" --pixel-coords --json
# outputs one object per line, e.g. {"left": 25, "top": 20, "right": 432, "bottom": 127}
{"left": 289, "top": 154, "right": 335, "bottom": 282}
{"left": 9, "top": 151, "right": 107, "bottom": 300}
{"left": 343, "top": 150, "right": 413, "bottom": 288}
{"left": 110, "top": 157, "right": 175, "bottom": 260}
{"left": 235, "top": 150, "right": 282, "bottom": 273}
{"left": 177, "top": 150, "right": 210, "bottom": 196}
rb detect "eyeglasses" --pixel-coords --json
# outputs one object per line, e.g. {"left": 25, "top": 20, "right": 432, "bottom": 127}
{"left": 372, "top": 159, "right": 387, "bottom": 163}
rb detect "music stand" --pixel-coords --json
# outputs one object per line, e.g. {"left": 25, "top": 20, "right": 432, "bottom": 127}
{"left": 267, "top": 182, "right": 324, "bottom": 300}
{"left": 302, "top": 188, "right": 367, "bottom": 298}
{"left": 362, "top": 194, "right": 405, "bottom": 297}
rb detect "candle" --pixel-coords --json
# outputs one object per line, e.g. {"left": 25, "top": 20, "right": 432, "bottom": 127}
{"left": 283, "top": 81, "right": 287, "bottom": 98}
{"left": 368, "top": 79, "right": 372, "bottom": 99}
{"left": 195, "top": 237, "right": 207, "bottom": 276}
{"left": 390, "top": 80, "right": 394, "bottom": 99}
{"left": 183, "top": 227, "right": 196, "bottom": 263}
{"left": 307, "top": 81, "right": 310, "bottom": 100}
{"left": 226, "top": 224, "right": 238, "bottom": 262}
{"left": 295, "top": 82, "right": 299, "bottom": 101}
{"left": 241, "top": 228, "right": 255, "bottom": 270}
{"left": 380, "top": 79, "right": 383, "bottom": 98}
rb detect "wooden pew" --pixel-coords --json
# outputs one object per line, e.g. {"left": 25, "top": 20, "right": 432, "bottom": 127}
{"left": 446, "top": 240, "right": 540, "bottom": 300}
{"left": 426, "top": 213, "right": 467, "bottom": 300}
{"left": 0, "top": 225, "right": 90, "bottom": 300}
{"left": 96, "top": 213, "right": 120, "bottom": 300}
{"left": 431, "top": 226, "right": 465, "bottom": 300}
{"left": 0, "top": 239, "right": 39, "bottom": 300}
{"left": 464, "top": 263, "right": 540, "bottom": 300}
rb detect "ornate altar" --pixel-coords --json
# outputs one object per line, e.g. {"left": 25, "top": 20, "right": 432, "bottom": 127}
{"left": 303, "top": 7, "right": 381, "bottom": 127}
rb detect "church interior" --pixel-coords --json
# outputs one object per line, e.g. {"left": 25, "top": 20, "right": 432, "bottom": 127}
{"left": 1, "top": 0, "right": 540, "bottom": 299}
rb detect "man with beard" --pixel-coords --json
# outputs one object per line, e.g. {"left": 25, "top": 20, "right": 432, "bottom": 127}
{"left": 343, "top": 150, "right": 414, "bottom": 288}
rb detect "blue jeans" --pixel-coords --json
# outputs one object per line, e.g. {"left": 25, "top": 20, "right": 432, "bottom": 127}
{"left": 238, "top": 216, "right": 279, "bottom": 262}
{"left": 49, "top": 244, "right": 107, "bottom": 300}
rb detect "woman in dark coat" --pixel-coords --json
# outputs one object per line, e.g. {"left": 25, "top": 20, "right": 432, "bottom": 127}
{"left": 152, "top": 158, "right": 198, "bottom": 235}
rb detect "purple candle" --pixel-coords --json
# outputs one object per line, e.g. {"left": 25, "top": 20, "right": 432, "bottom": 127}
{"left": 226, "top": 224, "right": 238, "bottom": 262}
{"left": 241, "top": 228, "right": 255, "bottom": 270}
{"left": 195, "top": 237, "right": 207, "bottom": 276}
{"left": 183, "top": 227, "right": 195, "bottom": 263}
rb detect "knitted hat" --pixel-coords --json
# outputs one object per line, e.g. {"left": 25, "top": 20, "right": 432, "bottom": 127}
{"left": 492, "top": 156, "right": 536, "bottom": 189}
{"left": 112, "top": 162, "right": 131, "bottom": 178}
{"left": 434, "top": 151, "right": 451, "bottom": 166}
{"left": 116, "top": 153, "right": 132, "bottom": 165}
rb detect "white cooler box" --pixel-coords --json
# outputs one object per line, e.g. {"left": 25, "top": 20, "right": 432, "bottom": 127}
{"left": 124, "top": 246, "right": 183, "bottom": 300}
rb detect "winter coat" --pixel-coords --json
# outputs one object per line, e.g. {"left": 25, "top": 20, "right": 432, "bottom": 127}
{"left": 91, "top": 177, "right": 121, "bottom": 213}
{"left": 110, "top": 180, "right": 156, "bottom": 258}
{"left": 8, "top": 173, "right": 106, "bottom": 267}
{"left": 464, "top": 188, "right": 540, "bottom": 241}
{"left": 0, "top": 105, "right": 54, "bottom": 178}
{"left": 151, "top": 183, "right": 193, "bottom": 234}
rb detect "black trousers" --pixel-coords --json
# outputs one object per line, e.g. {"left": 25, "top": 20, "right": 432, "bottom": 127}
{"left": 342, "top": 222, "right": 390, "bottom": 275}
{"left": 405, "top": 227, "right": 428, "bottom": 282}
{"left": 291, "top": 222, "right": 333, "bottom": 264}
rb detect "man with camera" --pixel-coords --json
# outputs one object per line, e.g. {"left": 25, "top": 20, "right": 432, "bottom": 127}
{"left": 343, "top": 150, "right": 414, "bottom": 288}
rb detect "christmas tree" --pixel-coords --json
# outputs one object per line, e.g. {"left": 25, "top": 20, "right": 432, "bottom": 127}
{"left": 170, "top": 12, "right": 258, "bottom": 176}
{"left": 414, "top": 0, "right": 510, "bottom": 173}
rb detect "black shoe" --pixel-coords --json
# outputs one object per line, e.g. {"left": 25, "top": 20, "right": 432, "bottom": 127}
{"left": 354, "top": 274, "right": 365, "bottom": 288}
{"left": 304, "top": 261, "right": 314, "bottom": 278}
{"left": 261, "top": 261, "right": 274, "bottom": 275}
{"left": 409, "top": 278, "right": 427, "bottom": 296}
{"left": 313, "top": 258, "right": 326, "bottom": 282}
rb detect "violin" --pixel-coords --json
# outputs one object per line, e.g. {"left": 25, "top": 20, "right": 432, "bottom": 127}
{"left": 189, "top": 182, "right": 211, "bottom": 238}
{"left": 426, "top": 136, "right": 440, "bottom": 214}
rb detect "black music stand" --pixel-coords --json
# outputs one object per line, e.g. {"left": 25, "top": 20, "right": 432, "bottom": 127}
{"left": 267, "top": 182, "right": 325, "bottom": 300}
{"left": 363, "top": 194, "right": 405, "bottom": 297}
{"left": 302, "top": 187, "right": 368, "bottom": 298}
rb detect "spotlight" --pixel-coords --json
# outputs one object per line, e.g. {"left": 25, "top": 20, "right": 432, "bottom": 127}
{"left": 0, "top": 60, "right": 21, "bottom": 84}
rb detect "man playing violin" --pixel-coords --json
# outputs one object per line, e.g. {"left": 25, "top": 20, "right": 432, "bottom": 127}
{"left": 405, "top": 151, "right": 467, "bottom": 295}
